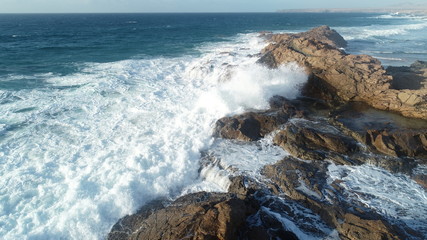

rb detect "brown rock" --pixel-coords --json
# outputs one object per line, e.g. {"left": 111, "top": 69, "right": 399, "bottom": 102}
{"left": 213, "top": 97, "right": 302, "bottom": 141}
{"left": 262, "top": 157, "right": 329, "bottom": 202}
{"left": 366, "top": 129, "right": 427, "bottom": 158}
{"left": 339, "top": 213, "right": 401, "bottom": 240}
{"left": 368, "top": 89, "right": 427, "bottom": 119}
{"left": 273, "top": 119, "right": 360, "bottom": 164}
{"left": 107, "top": 199, "right": 167, "bottom": 240}
{"left": 108, "top": 190, "right": 305, "bottom": 240}
{"left": 214, "top": 113, "right": 263, "bottom": 141}
{"left": 108, "top": 192, "right": 255, "bottom": 240}
{"left": 260, "top": 35, "right": 391, "bottom": 101}
{"left": 412, "top": 174, "right": 427, "bottom": 189}
{"left": 227, "top": 175, "right": 269, "bottom": 196}
{"left": 269, "top": 25, "right": 347, "bottom": 49}
{"left": 363, "top": 155, "right": 417, "bottom": 175}
{"left": 259, "top": 26, "right": 427, "bottom": 120}
{"left": 331, "top": 102, "right": 427, "bottom": 159}
{"left": 262, "top": 157, "right": 407, "bottom": 240}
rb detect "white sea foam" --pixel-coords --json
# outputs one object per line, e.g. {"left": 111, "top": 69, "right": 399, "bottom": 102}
{"left": 371, "top": 13, "right": 425, "bottom": 20}
{"left": 373, "top": 56, "right": 403, "bottom": 61}
{"left": 181, "top": 134, "right": 290, "bottom": 194}
{"left": 262, "top": 206, "right": 341, "bottom": 240}
{"left": 328, "top": 163, "right": 427, "bottom": 236}
{"left": 0, "top": 33, "right": 307, "bottom": 239}
{"left": 207, "top": 134, "right": 288, "bottom": 176}
{"left": 337, "top": 21, "right": 427, "bottom": 40}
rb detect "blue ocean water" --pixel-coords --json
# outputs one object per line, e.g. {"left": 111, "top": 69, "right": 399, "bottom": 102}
{"left": 1, "top": 13, "right": 426, "bottom": 79}
{"left": 0, "top": 13, "right": 426, "bottom": 239}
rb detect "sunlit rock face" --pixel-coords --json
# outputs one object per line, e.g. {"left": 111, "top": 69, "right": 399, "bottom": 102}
{"left": 259, "top": 26, "right": 427, "bottom": 120}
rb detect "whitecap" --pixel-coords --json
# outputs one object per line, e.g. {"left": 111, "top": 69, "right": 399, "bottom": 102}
{"left": 0, "top": 32, "right": 308, "bottom": 240}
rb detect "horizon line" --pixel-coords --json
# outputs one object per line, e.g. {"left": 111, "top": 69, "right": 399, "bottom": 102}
{"left": 1, "top": 7, "right": 427, "bottom": 15}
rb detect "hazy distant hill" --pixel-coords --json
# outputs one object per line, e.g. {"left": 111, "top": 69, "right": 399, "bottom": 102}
{"left": 278, "top": 7, "right": 427, "bottom": 15}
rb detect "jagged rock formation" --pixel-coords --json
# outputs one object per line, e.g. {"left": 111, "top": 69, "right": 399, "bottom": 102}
{"left": 109, "top": 26, "right": 427, "bottom": 240}
{"left": 107, "top": 192, "right": 299, "bottom": 240}
{"left": 331, "top": 102, "right": 427, "bottom": 160}
{"left": 210, "top": 23, "right": 427, "bottom": 237}
{"left": 112, "top": 96, "right": 426, "bottom": 240}
{"left": 213, "top": 96, "right": 303, "bottom": 141}
{"left": 259, "top": 26, "right": 427, "bottom": 120}
{"left": 268, "top": 25, "right": 347, "bottom": 49}
{"left": 214, "top": 98, "right": 427, "bottom": 162}
{"left": 262, "top": 157, "right": 409, "bottom": 240}
{"left": 273, "top": 119, "right": 361, "bottom": 163}
{"left": 108, "top": 192, "right": 255, "bottom": 240}
{"left": 221, "top": 97, "right": 426, "bottom": 240}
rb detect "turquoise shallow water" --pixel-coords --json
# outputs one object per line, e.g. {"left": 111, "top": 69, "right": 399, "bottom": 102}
{"left": 0, "top": 13, "right": 426, "bottom": 239}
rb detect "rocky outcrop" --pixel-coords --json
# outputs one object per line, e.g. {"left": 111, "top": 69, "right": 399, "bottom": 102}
{"left": 209, "top": 90, "right": 426, "bottom": 239}
{"left": 269, "top": 25, "right": 347, "bottom": 49}
{"left": 214, "top": 26, "right": 427, "bottom": 239}
{"left": 109, "top": 26, "right": 427, "bottom": 240}
{"left": 108, "top": 192, "right": 255, "bottom": 240}
{"left": 213, "top": 111, "right": 286, "bottom": 141}
{"left": 331, "top": 102, "right": 427, "bottom": 159}
{"left": 365, "top": 129, "right": 427, "bottom": 158}
{"left": 108, "top": 191, "right": 302, "bottom": 240}
{"left": 273, "top": 119, "right": 360, "bottom": 163}
{"left": 213, "top": 96, "right": 303, "bottom": 141}
{"left": 260, "top": 36, "right": 392, "bottom": 101}
{"left": 262, "top": 157, "right": 410, "bottom": 240}
{"left": 259, "top": 26, "right": 427, "bottom": 120}
{"left": 367, "top": 89, "right": 427, "bottom": 120}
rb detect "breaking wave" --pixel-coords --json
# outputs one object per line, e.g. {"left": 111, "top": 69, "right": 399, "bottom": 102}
{"left": 0, "top": 33, "right": 307, "bottom": 239}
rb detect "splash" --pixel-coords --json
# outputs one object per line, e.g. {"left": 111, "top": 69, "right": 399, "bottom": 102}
{"left": 0, "top": 33, "right": 307, "bottom": 239}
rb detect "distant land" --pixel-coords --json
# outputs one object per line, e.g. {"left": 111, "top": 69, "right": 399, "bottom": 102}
{"left": 278, "top": 8, "right": 427, "bottom": 15}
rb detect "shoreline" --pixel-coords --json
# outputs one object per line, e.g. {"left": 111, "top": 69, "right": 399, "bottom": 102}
{"left": 2, "top": 13, "right": 426, "bottom": 239}
{"left": 108, "top": 26, "right": 427, "bottom": 240}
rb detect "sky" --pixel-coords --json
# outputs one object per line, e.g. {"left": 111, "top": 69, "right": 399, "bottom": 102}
{"left": 0, "top": 0, "right": 426, "bottom": 13}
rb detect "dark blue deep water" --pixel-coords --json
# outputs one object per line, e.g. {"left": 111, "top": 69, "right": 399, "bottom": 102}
{"left": 1, "top": 13, "right": 426, "bottom": 78}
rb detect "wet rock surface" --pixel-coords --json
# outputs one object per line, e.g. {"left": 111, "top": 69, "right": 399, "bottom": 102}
{"left": 331, "top": 102, "right": 427, "bottom": 159}
{"left": 213, "top": 96, "right": 303, "bottom": 141}
{"left": 273, "top": 119, "right": 361, "bottom": 163}
{"left": 365, "top": 129, "right": 427, "bottom": 158}
{"left": 110, "top": 96, "right": 426, "bottom": 240}
{"left": 213, "top": 111, "right": 287, "bottom": 141}
{"left": 413, "top": 174, "right": 427, "bottom": 189}
{"left": 262, "top": 157, "right": 409, "bottom": 240}
{"left": 108, "top": 192, "right": 256, "bottom": 240}
{"left": 108, "top": 191, "right": 304, "bottom": 240}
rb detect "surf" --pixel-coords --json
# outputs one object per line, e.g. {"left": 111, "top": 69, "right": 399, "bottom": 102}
{"left": 0, "top": 32, "right": 307, "bottom": 239}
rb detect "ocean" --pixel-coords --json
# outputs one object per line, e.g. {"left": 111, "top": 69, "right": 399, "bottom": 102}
{"left": 0, "top": 13, "right": 426, "bottom": 239}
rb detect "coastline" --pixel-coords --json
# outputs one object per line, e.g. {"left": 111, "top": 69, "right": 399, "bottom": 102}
{"left": 108, "top": 26, "right": 427, "bottom": 240}
{"left": 2, "top": 13, "right": 426, "bottom": 239}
